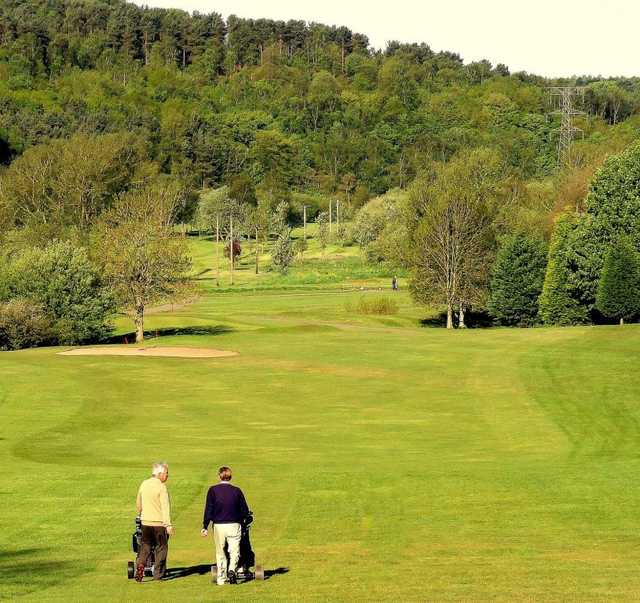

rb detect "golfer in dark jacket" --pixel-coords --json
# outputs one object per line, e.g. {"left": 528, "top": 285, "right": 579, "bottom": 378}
{"left": 201, "top": 466, "right": 250, "bottom": 585}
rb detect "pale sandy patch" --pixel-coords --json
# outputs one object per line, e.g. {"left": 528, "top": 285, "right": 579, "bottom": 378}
{"left": 58, "top": 346, "right": 238, "bottom": 359}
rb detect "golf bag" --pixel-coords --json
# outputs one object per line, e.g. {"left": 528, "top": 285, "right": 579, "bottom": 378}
{"left": 216, "top": 511, "right": 264, "bottom": 581}
{"left": 127, "top": 517, "right": 155, "bottom": 579}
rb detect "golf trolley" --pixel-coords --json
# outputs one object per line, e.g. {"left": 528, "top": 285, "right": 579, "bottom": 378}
{"left": 127, "top": 517, "right": 155, "bottom": 579}
{"left": 126, "top": 513, "right": 265, "bottom": 582}
{"left": 211, "top": 512, "right": 265, "bottom": 583}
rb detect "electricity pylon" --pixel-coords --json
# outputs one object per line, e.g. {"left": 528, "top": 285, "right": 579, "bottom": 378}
{"left": 548, "top": 86, "right": 585, "bottom": 167}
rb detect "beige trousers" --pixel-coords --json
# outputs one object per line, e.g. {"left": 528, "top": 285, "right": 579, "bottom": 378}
{"left": 213, "top": 522, "right": 241, "bottom": 583}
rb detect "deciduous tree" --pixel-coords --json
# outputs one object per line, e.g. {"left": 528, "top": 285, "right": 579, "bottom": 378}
{"left": 97, "top": 182, "right": 191, "bottom": 343}
{"left": 272, "top": 227, "right": 294, "bottom": 274}
{"left": 1, "top": 241, "right": 114, "bottom": 345}
{"left": 409, "top": 149, "right": 503, "bottom": 328}
{"left": 0, "top": 133, "right": 147, "bottom": 238}
{"left": 315, "top": 210, "right": 330, "bottom": 254}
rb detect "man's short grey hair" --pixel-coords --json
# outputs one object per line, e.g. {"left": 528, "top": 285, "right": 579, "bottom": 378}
{"left": 152, "top": 462, "right": 168, "bottom": 476}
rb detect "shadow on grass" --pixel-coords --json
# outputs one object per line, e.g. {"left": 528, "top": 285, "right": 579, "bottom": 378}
{"left": 264, "top": 566, "right": 290, "bottom": 580}
{"left": 421, "top": 310, "right": 494, "bottom": 329}
{"left": 101, "top": 325, "right": 233, "bottom": 345}
{"left": 240, "top": 566, "right": 290, "bottom": 583}
{"left": 1, "top": 548, "right": 45, "bottom": 560}
{"left": 197, "top": 264, "right": 254, "bottom": 278}
{"left": 191, "top": 565, "right": 290, "bottom": 583}
{"left": 0, "top": 547, "right": 77, "bottom": 594}
{"left": 164, "top": 564, "right": 212, "bottom": 580}
{"left": 193, "top": 268, "right": 212, "bottom": 277}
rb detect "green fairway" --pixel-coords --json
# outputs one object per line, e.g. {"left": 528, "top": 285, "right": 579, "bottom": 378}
{"left": 2, "top": 280, "right": 640, "bottom": 601}
{"left": 186, "top": 231, "right": 398, "bottom": 294}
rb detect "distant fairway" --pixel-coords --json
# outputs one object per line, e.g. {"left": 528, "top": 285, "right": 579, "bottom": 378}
{"left": 2, "top": 257, "right": 640, "bottom": 600}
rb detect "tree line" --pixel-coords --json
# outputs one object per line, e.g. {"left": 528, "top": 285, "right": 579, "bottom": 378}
{"left": 0, "top": 132, "right": 193, "bottom": 348}
{"left": 2, "top": 0, "right": 640, "bottom": 347}
{"left": 0, "top": 131, "right": 317, "bottom": 350}
{"left": 2, "top": 0, "right": 640, "bottom": 196}
{"left": 353, "top": 143, "right": 640, "bottom": 328}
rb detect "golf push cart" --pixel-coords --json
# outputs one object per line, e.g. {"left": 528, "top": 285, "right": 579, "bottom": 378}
{"left": 127, "top": 513, "right": 265, "bottom": 582}
{"left": 127, "top": 517, "right": 155, "bottom": 579}
{"left": 211, "top": 512, "right": 265, "bottom": 583}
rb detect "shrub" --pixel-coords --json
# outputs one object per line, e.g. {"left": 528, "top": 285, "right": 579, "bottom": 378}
{"left": 316, "top": 211, "right": 330, "bottom": 251}
{"left": 335, "top": 223, "right": 351, "bottom": 246}
{"left": 294, "top": 237, "right": 308, "bottom": 259}
{"left": 347, "top": 296, "right": 399, "bottom": 315}
{"left": 0, "top": 299, "right": 53, "bottom": 350}
{"left": 271, "top": 228, "right": 295, "bottom": 274}
{"left": 352, "top": 198, "right": 386, "bottom": 248}
{"left": 3, "top": 241, "right": 114, "bottom": 345}
{"left": 271, "top": 200, "right": 291, "bottom": 233}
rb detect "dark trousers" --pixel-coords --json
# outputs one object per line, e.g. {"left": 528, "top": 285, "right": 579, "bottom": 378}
{"left": 137, "top": 525, "right": 169, "bottom": 579}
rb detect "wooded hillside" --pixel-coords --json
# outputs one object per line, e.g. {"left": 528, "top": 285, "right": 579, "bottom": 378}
{"left": 1, "top": 0, "right": 639, "bottom": 197}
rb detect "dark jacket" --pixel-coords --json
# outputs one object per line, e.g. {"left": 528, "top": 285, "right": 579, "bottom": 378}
{"left": 202, "top": 482, "right": 250, "bottom": 528}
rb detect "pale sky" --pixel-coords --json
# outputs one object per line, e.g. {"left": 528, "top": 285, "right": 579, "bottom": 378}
{"left": 132, "top": 0, "right": 639, "bottom": 78}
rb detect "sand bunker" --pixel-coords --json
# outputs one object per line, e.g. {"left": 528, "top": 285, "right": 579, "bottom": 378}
{"left": 59, "top": 346, "right": 238, "bottom": 359}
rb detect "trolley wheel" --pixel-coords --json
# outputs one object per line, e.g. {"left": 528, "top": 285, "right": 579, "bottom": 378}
{"left": 127, "top": 561, "right": 135, "bottom": 579}
{"left": 254, "top": 565, "right": 265, "bottom": 581}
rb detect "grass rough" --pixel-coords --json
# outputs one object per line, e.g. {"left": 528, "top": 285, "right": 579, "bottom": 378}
{"left": 2, "top": 241, "right": 640, "bottom": 602}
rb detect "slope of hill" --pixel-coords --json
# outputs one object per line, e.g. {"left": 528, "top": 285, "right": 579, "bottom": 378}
{"left": 1, "top": 0, "right": 639, "bottom": 198}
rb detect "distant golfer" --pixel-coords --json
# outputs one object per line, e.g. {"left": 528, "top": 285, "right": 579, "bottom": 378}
{"left": 392, "top": 276, "right": 398, "bottom": 291}
{"left": 201, "top": 466, "right": 250, "bottom": 585}
{"left": 135, "top": 462, "right": 174, "bottom": 582}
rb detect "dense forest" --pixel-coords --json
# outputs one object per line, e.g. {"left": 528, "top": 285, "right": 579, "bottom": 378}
{"left": 2, "top": 0, "right": 640, "bottom": 192}
{"left": 1, "top": 0, "right": 640, "bottom": 346}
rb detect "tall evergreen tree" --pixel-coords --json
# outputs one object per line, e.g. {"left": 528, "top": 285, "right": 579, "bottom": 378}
{"left": 595, "top": 237, "right": 640, "bottom": 325}
{"left": 538, "top": 215, "right": 589, "bottom": 326}
{"left": 488, "top": 233, "right": 547, "bottom": 326}
{"left": 540, "top": 141, "right": 640, "bottom": 321}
